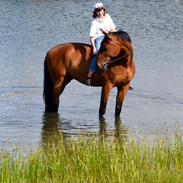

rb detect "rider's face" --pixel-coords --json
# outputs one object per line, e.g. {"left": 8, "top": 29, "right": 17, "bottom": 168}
{"left": 96, "top": 8, "right": 104, "bottom": 17}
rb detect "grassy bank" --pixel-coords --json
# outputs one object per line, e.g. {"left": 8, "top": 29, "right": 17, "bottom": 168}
{"left": 0, "top": 134, "right": 183, "bottom": 183}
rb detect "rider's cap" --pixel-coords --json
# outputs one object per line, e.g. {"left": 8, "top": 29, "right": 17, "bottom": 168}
{"left": 93, "top": 2, "right": 104, "bottom": 10}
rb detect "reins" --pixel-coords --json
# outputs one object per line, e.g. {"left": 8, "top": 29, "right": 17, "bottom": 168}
{"left": 102, "top": 53, "right": 128, "bottom": 71}
{"left": 108, "top": 54, "right": 127, "bottom": 64}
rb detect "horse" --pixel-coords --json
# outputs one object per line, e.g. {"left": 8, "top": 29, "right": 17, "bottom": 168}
{"left": 43, "top": 30, "right": 135, "bottom": 117}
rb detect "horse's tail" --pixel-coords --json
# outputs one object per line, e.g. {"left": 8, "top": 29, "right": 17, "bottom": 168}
{"left": 43, "top": 53, "right": 53, "bottom": 112}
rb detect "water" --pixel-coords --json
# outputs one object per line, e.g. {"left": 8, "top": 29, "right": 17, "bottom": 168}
{"left": 0, "top": 0, "right": 183, "bottom": 149}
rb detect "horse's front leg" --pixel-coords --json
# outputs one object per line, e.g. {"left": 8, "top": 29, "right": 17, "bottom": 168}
{"left": 115, "top": 84, "right": 130, "bottom": 117}
{"left": 99, "top": 83, "right": 113, "bottom": 117}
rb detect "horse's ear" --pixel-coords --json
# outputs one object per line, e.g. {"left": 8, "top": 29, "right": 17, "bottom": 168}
{"left": 100, "top": 29, "right": 113, "bottom": 40}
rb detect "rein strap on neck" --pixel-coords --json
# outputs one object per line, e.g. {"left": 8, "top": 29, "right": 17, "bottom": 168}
{"left": 102, "top": 53, "right": 128, "bottom": 71}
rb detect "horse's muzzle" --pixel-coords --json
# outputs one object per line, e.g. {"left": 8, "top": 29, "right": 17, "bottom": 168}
{"left": 97, "top": 62, "right": 109, "bottom": 71}
{"left": 97, "top": 57, "right": 110, "bottom": 71}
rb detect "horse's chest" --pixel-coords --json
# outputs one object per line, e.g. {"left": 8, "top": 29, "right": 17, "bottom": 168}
{"left": 109, "top": 67, "right": 132, "bottom": 84}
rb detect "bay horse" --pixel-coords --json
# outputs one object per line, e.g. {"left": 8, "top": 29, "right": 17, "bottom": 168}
{"left": 43, "top": 30, "right": 135, "bottom": 117}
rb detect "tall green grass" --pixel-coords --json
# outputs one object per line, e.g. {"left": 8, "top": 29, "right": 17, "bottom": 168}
{"left": 0, "top": 134, "right": 183, "bottom": 183}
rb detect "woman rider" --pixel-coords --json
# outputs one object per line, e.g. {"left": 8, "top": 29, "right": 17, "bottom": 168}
{"left": 86, "top": 2, "right": 117, "bottom": 85}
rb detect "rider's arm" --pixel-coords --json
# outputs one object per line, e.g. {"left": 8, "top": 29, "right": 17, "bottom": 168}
{"left": 90, "top": 36, "right": 97, "bottom": 54}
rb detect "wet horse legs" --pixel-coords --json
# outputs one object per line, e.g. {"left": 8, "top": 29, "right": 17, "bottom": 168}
{"left": 115, "top": 84, "right": 130, "bottom": 116}
{"left": 99, "top": 84, "right": 113, "bottom": 117}
{"left": 48, "top": 75, "right": 71, "bottom": 113}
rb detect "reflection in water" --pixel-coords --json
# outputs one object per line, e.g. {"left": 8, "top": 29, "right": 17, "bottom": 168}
{"left": 99, "top": 116, "right": 128, "bottom": 141}
{"left": 41, "top": 113, "right": 63, "bottom": 147}
{"left": 41, "top": 112, "right": 128, "bottom": 146}
{"left": 115, "top": 116, "right": 128, "bottom": 139}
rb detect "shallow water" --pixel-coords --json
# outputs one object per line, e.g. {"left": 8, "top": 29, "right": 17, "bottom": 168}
{"left": 0, "top": 0, "right": 183, "bottom": 149}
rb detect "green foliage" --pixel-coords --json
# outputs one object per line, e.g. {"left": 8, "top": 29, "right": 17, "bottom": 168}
{"left": 0, "top": 134, "right": 183, "bottom": 183}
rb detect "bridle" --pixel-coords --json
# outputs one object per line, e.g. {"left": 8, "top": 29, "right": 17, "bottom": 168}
{"left": 102, "top": 53, "right": 128, "bottom": 71}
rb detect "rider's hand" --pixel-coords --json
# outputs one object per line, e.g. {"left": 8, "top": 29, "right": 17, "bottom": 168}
{"left": 93, "top": 47, "right": 97, "bottom": 55}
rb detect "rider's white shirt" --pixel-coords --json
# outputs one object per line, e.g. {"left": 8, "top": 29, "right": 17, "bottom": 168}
{"left": 89, "top": 14, "right": 116, "bottom": 39}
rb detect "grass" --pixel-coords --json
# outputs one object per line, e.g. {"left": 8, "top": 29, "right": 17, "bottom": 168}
{"left": 0, "top": 133, "right": 183, "bottom": 183}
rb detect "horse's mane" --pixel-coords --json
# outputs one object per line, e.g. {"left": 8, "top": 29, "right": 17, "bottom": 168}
{"left": 110, "top": 30, "right": 132, "bottom": 43}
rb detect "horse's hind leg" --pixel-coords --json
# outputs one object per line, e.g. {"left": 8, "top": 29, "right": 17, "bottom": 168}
{"left": 50, "top": 75, "right": 72, "bottom": 113}
{"left": 115, "top": 84, "right": 130, "bottom": 116}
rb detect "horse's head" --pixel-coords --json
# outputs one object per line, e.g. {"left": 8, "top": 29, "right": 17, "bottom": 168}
{"left": 97, "top": 31, "right": 132, "bottom": 71}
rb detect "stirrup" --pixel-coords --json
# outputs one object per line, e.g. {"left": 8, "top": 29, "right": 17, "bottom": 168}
{"left": 86, "top": 77, "right": 91, "bottom": 86}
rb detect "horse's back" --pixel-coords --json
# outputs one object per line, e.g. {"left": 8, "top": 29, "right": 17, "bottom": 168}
{"left": 47, "top": 43, "right": 91, "bottom": 63}
{"left": 45, "top": 42, "right": 92, "bottom": 82}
